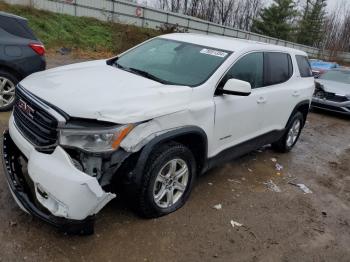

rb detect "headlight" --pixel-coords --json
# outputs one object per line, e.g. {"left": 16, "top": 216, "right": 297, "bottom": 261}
{"left": 59, "top": 124, "right": 134, "bottom": 153}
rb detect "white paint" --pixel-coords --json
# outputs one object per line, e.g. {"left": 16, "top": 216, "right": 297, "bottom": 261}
{"left": 12, "top": 34, "right": 314, "bottom": 221}
{"left": 9, "top": 114, "right": 116, "bottom": 220}
{"left": 223, "top": 78, "right": 252, "bottom": 94}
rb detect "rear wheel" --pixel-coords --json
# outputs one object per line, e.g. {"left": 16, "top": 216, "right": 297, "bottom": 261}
{"left": 136, "top": 142, "right": 196, "bottom": 218}
{"left": 272, "top": 112, "right": 304, "bottom": 153}
{"left": 0, "top": 70, "right": 18, "bottom": 111}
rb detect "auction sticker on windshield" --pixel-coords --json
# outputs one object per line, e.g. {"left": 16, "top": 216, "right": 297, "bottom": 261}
{"left": 200, "top": 49, "right": 228, "bottom": 58}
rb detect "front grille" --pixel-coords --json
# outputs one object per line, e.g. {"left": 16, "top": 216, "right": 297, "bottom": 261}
{"left": 324, "top": 92, "right": 349, "bottom": 103}
{"left": 14, "top": 87, "right": 58, "bottom": 148}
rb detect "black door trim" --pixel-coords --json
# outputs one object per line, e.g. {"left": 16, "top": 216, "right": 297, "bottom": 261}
{"left": 203, "top": 129, "right": 285, "bottom": 173}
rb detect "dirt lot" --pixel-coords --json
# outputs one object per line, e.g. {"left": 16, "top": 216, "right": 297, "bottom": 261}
{"left": 0, "top": 54, "right": 349, "bottom": 262}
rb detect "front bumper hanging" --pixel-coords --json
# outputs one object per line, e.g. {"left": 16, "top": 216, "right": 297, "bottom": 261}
{"left": 2, "top": 129, "right": 108, "bottom": 235}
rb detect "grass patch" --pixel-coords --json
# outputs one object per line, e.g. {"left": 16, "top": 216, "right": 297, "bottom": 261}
{"left": 0, "top": 1, "right": 160, "bottom": 56}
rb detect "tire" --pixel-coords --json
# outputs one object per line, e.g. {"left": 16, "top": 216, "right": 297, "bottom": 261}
{"left": 0, "top": 70, "right": 18, "bottom": 111}
{"left": 272, "top": 112, "right": 304, "bottom": 153}
{"left": 135, "top": 142, "right": 196, "bottom": 218}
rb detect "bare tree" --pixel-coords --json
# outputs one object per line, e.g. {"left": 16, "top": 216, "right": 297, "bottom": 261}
{"left": 150, "top": 0, "right": 263, "bottom": 31}
{"left": 322, "top": 0, "right": 350, "bottom": 54}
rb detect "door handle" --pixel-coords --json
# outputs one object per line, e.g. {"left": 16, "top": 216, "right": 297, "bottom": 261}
{"left": 293, "top": 91, "right": 301, "bottom": 97}
{"left": 257, "top": 97, "right": 267, "bottom": 104}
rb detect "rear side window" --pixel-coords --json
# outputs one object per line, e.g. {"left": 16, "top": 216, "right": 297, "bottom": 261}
{"left": 0, "top": 16, "right": 37, "bottom": 40}
{"left": 296, "top": 55, "right": 313, "bottom": 77}
{"left": 264, "top": 52, "right": 293, "bottom": 86}
{"left": 220, "top": 52, "right": 264, "bottom": 89}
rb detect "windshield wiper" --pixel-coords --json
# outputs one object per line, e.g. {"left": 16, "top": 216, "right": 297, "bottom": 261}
{"left": 114, "top": 60, "right": 175, "bottom": 85}
{"left": 114, "top": 60, "right": 126, "bottom": 70}
{"left": 128, "top": 67, "right": 172, "bottom": 85}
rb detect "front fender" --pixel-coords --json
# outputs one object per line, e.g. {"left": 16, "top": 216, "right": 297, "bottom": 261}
{"left": 127, "top": 126, "right": 208, "bottom": 187}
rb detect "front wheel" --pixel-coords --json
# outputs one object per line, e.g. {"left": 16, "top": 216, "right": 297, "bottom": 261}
{"left": 272, "top": 112, "right": 304, "bottom": 153}
{"left": 0, "top": 70, "right": 18, "bottom": 111}
{"left": 136, "top": 142, "right": 196, "bottom": 218}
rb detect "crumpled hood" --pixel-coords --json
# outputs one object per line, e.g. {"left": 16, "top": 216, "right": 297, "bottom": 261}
{"left": 316, "top": 79, "right": 350, "bottom": 97}
{"left": 20, "top": 60, "right": 193, "bottom": 123}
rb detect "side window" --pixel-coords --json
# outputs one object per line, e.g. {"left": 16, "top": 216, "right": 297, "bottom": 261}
{"left": 296, "top": 55, "right": 313, "bottom": 77}
{"left": 264, "top": 52, "right": 293, "bottom": 86}
{"left": 220, "top": 52, "right": 264, "bottom": 89}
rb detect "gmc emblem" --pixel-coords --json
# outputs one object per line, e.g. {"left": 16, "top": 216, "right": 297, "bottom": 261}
{"left": 18, "top": 99, "right": 35, "bottom": 119}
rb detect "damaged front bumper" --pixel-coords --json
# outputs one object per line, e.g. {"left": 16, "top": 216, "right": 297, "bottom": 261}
{"left": 2, "top": 119, "right": 116, "bottom": 234}
{"left": 312, "top": 97, "right": 350, "bottom": 115}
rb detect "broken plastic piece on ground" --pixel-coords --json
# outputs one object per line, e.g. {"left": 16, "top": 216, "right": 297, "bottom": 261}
{"left": 213, "top": 204, "right": 222, "bottom": 210}
{"left": 275, "top": 163, "right": 283, "bottom": 171}
{"left": 230, "top": 220, "right": 243, "bottom": 228}
{"left": 248, "top": 168, "right": 253, "bottom": 172}
{"left": 9, "top": 221, "right": 17, "bottom": 227}
{"left": 271, "top": 158, "right": 277, "bottom": 162}
{"left": 289, "top": 182, "right": 312, "bottom": 194}
{"left": 57, "top": 47, "right": 72, "bottom": 55}
{"left": 228, "top": 179, "right": 241, "bottom": 184}
{"left": 208, "top": 182, "right": 213, "bottom": 186}
{"left": 264, "top": 180, "right": 282, "bottom": 192}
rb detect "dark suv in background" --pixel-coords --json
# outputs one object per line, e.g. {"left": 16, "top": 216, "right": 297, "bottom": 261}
{"left": 0, "top": 11, "right": 45, "bottom": 111}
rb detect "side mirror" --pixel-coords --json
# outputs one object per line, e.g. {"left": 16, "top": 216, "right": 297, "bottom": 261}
{"left": 220, "top": 79, "right": 252, "bottom": 96}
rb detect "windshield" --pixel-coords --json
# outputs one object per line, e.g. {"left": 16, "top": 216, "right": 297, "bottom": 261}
{"left": 115, "top": 38, "right": 231, "bottom": 86}
{"left": 319, "top": 70, "right": 350, "bottom": 85}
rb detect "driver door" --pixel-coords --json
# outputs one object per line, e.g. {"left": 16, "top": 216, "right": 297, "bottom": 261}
{"left": 212, "top": 52, "right": 267, "bottom": 157}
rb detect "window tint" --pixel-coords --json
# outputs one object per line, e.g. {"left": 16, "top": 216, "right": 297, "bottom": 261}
{"left": 0, "top": 16, "right": 36, "bottom": 40}
{"left": 220, "top": 52, "right": 264, "bottom": 89}
{"left": 296, "top": 55, "right": 313, "bottom": 77}
{"left": 264, "top": 52, "right": 293, "bottom": 85}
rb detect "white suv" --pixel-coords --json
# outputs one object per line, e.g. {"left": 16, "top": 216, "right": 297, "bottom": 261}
{"left": 2, "top": 33, "right": 315, "bottom": 234}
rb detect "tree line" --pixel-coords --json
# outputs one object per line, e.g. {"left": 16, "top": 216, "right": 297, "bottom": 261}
{"left": 146, "top": 0, "right": 350, "bottom": 54}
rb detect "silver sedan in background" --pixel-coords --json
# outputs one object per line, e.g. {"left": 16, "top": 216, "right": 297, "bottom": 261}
{"left": 312, "top": 69, "right": 350, "bottom": 115}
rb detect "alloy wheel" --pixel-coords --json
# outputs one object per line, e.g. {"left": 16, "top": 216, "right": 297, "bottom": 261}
{"left": 0, "top": 77, "right": 15, "bottom": 108}
{"left": 286, "top": 119, "right": 301, "bottom": 147}
{"left": 153, "top": 158, "right": 189, "bottom": 209}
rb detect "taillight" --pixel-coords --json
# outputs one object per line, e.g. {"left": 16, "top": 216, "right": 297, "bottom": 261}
{"left": 29, "top": 43, "right": 45, "bottom": 56}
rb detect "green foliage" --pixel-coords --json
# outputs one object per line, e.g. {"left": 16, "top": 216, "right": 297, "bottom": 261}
{"left": 251, "top": 0, "right": 298, "bottom": 41}
{"left": 296, "top": 0, "right": 327, "bottom": 47}
{"left": 0, "top": 2, "right": 159, "bottom": 54}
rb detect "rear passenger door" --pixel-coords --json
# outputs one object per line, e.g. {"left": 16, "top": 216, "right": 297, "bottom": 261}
{"left": 259, "top": 52, "right": 296, "bottom": 133}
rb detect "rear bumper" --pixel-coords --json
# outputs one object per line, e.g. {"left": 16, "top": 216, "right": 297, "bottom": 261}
{"left": 14, "top": 53, "right": 46, "bottom": 79}
{"left": 2, "top": 115, "right": 116, "bottom": 234}
{"left": 311, "top": 98, "right": 350, "bottom": 115}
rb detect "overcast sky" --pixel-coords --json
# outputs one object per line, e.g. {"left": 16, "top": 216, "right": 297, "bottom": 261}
{"left": 325, "top": 0, "right": 344, "bottom": 11}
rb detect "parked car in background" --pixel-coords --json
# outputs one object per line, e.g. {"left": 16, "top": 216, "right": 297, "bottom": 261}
{"left": 312, "top": 69, "right": 350, "bottom": 115}
{"left": 0, "top": 11, "right": 46, "bottom": 111}
{"left": 2, "top": 33, "right": 314, "bottom": 234}
{"left": 309, "top": 59, "right": 339, "bottom": 78}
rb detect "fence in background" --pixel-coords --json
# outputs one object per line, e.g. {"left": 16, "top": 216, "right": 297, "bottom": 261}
{"left": 4, "top": 0, "right": 350, "bottom": 62}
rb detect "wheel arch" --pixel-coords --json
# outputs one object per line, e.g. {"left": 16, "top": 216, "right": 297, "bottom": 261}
{"left": 0, "top": 61, "right": 24, "bottom": 81}
{"left": 133, "top": 126, "right": 208, "bottom": 185}
{"left": 288, "top": 100, "right": 310, "bottom": 127}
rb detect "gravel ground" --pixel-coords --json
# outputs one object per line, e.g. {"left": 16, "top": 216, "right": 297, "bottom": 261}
{"left": 0, "top": 54, "right": 349, "bottom": 262}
